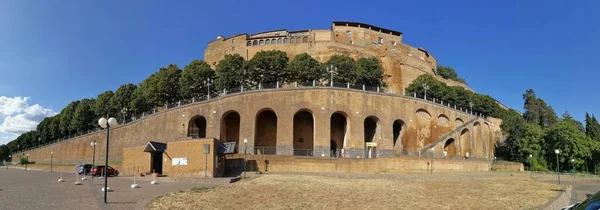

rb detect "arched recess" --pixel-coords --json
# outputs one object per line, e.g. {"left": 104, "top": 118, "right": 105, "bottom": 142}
{"left": 293, "top": 109, "right": 314, "bottom": 156}
{"left": 437, "top": 114, "right": 450, "bottom": 126}
{"left": 483, "top": 123, "right": 491, "bottom": 159}
{"left": 393, "top": 119, "right": 406, "bottom": 150}
{"left": 455, "top": 118, "right": 464, "bottom": 128}
{"left": 255, "top": 109, "right": 277, "bottom": 155}
{"left": 473, "top": 122, "right": 482, "bottom": 158}
{"left": 220, "top": 111, "right": 240, "bottom": 152}
{"left": 415, "top": 109, "right": 432, "bottom": 150}
{"left": 444, "top": 138, "right": 457, "bottom": 157}
{"left": 460, "top": 128, "right": 470, "bottom": 157}
{"left": 364, "top": 116, "right": 380, "bottom": 143}
{"left": 330, "top": 112, "right": 348, "bottom": 156}
{"left": 188, "top": 115, "right": 207, "bottom": 138}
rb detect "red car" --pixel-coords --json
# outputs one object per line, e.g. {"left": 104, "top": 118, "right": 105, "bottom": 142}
{"left": 90, "top": 165, "right": 119, "bottom": 177}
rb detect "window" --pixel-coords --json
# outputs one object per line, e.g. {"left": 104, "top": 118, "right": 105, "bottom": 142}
{"left": 392, "top": 41, "right": 397, "bottom": 46}
{"left": 346, "top": 31, "right": 352, "bottom": 38}
{"left": 259, "top": 40, "right": 264, "bottom": 45}
{"left": 232, "top": 38, "right": 235, "bottom": 43}
{"left": 378, "top": 37, "right": 383, "bottom": 44}
{"left": 232, "top": 46, "right": 235, "bottom": 50}
{"left": 303, "top": 37, "right": 308, "bottom": 43}
{"left": 246, "top": 41, "right": 251, "bottom": 46}
{"left": 265, "top": 39, "right": 270, "bottom": 45}
{"left": 252, "top": 40, "right": 258, "bottom": 46}
{"left": 277, "top": 38, "right": 282, "bottom": 44}
{"left": 271, "top": 39, "right": 276, "bottom": 44}
{"left": 284, "top": 38, "right": 289, "bottom": 43}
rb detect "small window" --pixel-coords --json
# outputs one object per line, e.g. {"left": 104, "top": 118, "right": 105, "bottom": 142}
{"left": 232, "top": 38, "right": 235, "bottom": 43}
{"left": 265, "top": 39, "right": 270, "bottom": 45}
{"left": 232, "top": 46, "right": 235, "bottom": 50}
{"left": 277, "top": 38, "right": 282, "bottom": 44}
{"left": 259, "top": 40, "right": 264, "bottom": 45}
{"left": 246, "top": 41, "right": 251, "bottom": 46}
{"left": 378, "top": 37, "right": 383, "bottom": 44}
{"left": 346, "top": 31, "right": 352, "bottom": 38}
{"left": 284, "top": 38, "right": 289, "bottom": 43}
{"left": 303, "top": 37, "right": 308, "bottom": 43}
{"left": 392, "top": 41, "right": 397, "bottom": 46}
{"left": 252, "top": 40, "right": 258, "bottom": 46}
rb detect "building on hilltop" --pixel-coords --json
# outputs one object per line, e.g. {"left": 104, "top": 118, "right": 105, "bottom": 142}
{"left": 204, "top": 21, "right": 471, "bottom": 94}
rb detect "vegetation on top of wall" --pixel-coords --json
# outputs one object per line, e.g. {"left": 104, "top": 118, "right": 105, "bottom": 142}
{"left": 436, "top": 65, "right": 466, "bottom": 84}
{"left": 2, "top": 51, "right": 386, "bottom": 159}
{"left": 405, "top": 74, "right": 600, "bottom": 174}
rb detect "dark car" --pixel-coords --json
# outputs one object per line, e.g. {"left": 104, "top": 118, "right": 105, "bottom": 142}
{"left": 90, "top": 165, "right": 119, "bottom": 177}
{"left": 75, "top": 164, "right": 93, "bottom": 175}
{"left": 561, "top": 190, "right": 600, "bottom": 210}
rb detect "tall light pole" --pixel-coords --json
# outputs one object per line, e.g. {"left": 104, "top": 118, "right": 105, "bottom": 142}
{"left": 50, "top": 152, "right": 53, "bottom": 172}
{"left": 98, "top": 117, "right": 118, "bottom": 203}
{"left": 422, "top": 84, "right": 430, "bottom": 100}
{"left": 327, "top": 65, "right": 337, "bottom": 87}
{"left": 555, "top": 149, "right": 560, "bottom": 184}
{"left": 243, "top": 138, "right": 248, "bottom": 179}
{"left": 90, "top": 141, "right": 97, "bottom": 179}
{"left": 570, "top": 158, "right": 575, "bottom": 172}
{"left": 529, "top": 154, "right": 533, "bottom": 178}
{"left": 469, "top": 102, "right": 474, "bottom": 115}
{"left": 204, "top": 78, "right": 213, "bottom": 99}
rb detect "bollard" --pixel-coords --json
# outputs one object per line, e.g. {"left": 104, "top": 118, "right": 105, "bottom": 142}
{"left": 131, "top": 167, "right": 140, "bottom": 188}
{"left": 151, "top": 169, "right": 158, "bottom": 185}
{"left": 74, "top": 172, "right": 82, "bottom": 185}
{"left": 58, "top": 170, "right": 64, "bottom": 182}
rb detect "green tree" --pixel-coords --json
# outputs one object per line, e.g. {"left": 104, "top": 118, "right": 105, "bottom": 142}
{"left": 436, "top": 65, "right": 466, "bottom": 84}
{"left": 36, "top": 117, "right": 52, "bottom": 144}
{"left": 356, "top": 57, "right": 385, "bottom": 86}
{"left": 543, "top": 120, "right": 593, "bottom": 172}
{"left": 49, "top": 115, "right": 61, "bottom": 140}
{"left": 130, "top": 87, "right": 150, "bottom": 115}
{"left": 139, "top": 64, "right": 182, "bottom": 107}
{"left": 522, "top": 89, "right": 558, "bottom": 128}
{"left": 215, "top": 54, "right": 246, "bottom": 90}
{"left": 247, "top": 50, "right": 288, "bottom": 84}
{"left": 71, "top": 99, "right": 96, "bottom": 133}
{"left": 94, "top": 90, "right": 114, "bottom": 118}
{"left": 562, "top": 112, "right": 585, "bottom": 133}
{"left": 284, "top": 53, "right": 326, "bottom": 83}
{"left": 585, "top": 112, "right": 600, "bottom": 141}
{"left": 179, "top": 59, "right": 216, "bottom": 99}
{"left": 0, "top": 145, "right": 8, "bottom": 162}
{"left": 325, "top": 55, "right": 357, "bottom": 84}
{"left": 59, "top": 101, "right": 80, "bottom": 137}
{"left": 110, "top": 84, "right": 137, "bottom": 121}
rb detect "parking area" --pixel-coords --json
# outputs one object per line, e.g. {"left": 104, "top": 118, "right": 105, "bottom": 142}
{"left": 0, "top": 168, "right": 230, "bottom": 210}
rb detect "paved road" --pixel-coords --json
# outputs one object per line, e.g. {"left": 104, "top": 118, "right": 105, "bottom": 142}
{"left": 0, "top": 168, "right": 230, "bottom": 210}
{"left": 533, "top": 174, "right": 600, "bottom": 204}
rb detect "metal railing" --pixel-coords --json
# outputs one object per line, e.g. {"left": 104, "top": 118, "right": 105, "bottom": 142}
{"left": 13, "top": 80, "right": 487, "bottom": 154}
{"left": 254, "top": 147, "right": 276, "bottom": 155}
{"left": 293, "top": 149, "right": 314, "bottom": 156}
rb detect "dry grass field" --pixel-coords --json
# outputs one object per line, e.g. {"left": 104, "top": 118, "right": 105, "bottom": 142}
{"left": 148, "top": 173, "right": 560, "bottom": 210}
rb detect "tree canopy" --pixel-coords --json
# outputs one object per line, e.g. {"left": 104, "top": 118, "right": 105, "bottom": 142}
{"left": 284, "top": 53, "right": 326, "bottom": 83}
{"left": 179, "top": 60, "right": 215, "bottom": 99}
{"left": 436, "top": 65, "right": 466, "bottom": 84}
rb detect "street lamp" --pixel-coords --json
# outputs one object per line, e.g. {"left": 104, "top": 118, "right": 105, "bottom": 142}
{"left": 6, "top": 155, "right": 10, "bottom": 170}
{"left": 243, "top": 138, "right": 248, "bottom": 179}
{"left": 469, "top": 102, "right": 474, "bottom": 115}
{"left": 204, "top": 78, "right": 213, "bottom": 100}
{"left": 98, "top": 117, "right": 118, "bottom": 203}
{"left": 422, "top": 84, "right": 430, "bottom": 100}
{"left": 571, "top": 158, "right": 575, "bottom": 172}
{"left": 50, "top": 152, "right": 53, "bottom": 172}
{"left": 529, "top": 154, "right": 533, "bottom": 178}
{"left": 555, "top": 149, "right": 560, "bottom": 184}
{"left": 327, "top": 65, "right": 337, "bottom": 87}
{"left": 90, "top": 141, "right": 97, "bottom": 179}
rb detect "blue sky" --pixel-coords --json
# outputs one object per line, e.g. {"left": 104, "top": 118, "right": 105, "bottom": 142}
{"left": 1, "top": 0, "right": 599, "bottom": 144}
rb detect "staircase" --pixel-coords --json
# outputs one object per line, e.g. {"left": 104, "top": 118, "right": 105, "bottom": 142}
{"left": 418, "top": 117, "right": 481, "bottom": 154}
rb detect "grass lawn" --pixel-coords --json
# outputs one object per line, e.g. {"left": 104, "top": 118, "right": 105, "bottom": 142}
{"left": 148, "top": 173, "right": 560, "bottom": 210}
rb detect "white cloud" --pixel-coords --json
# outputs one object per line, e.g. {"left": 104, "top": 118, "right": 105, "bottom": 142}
{"left": 0, "top": 96, "right": 56, "bottom": 145}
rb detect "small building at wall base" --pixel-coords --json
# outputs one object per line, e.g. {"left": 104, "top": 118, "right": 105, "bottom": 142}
{"left": 123, "top": 138, "right": 225, "bottom": 177}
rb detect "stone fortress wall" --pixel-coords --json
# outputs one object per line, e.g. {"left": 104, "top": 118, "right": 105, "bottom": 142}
{"left": 203, "top": 21, "right": 471, "bottom": 94}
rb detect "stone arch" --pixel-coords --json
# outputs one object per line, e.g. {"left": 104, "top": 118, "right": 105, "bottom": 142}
{"left": 437, "top": 114, "right": 450, "bottom": 127}
{"left": 415, "top": 109, "right": 432, "bottom": 150}
{"left": 265, "top": 39, "right": 271, "bottom": 45}
{"left": 364, "top": 116, "right": 380, "bottom": 158}
{"left": 460, "top": 128, "right": 470, "bottom": 157}
{"left": 455, "top": 118, "right": 464, "bottom": 127}
{"left": 220, "top": 111, "right": 240, "bottom": 152}
{"left": 443, "top": 138, "right": 457, "bottom": 157}
{"left": 255, "top": 108, "right": 277, "bottom": 155}
{"left": 246, "top": 41, "right": 251, "bottom": 46}
{"left": 303, "top": 37, "right": 308, "bottom": 43}
{"left": 252, "top": 40, "right": 258, "bottom": 46}
{"left": 483, "top": 122, "right": 491, "bottom": 159}
{"left": 284, "top": 38, "right": 289, "bottom": 44}
{"left": 393, "top": 119, "right": 406, "bottom": 150}
{"left": 473, "top": 122, "right": 482, "bottom": 158}
{"left": 293, "top": 109, "right": 314, "bottom": 156}
{"left": 277, "top": 38, "right": 282, "bottom": 44}
{"left": 330, "top": 111, "right": 348, "bottom": 157}
{"left": 259, "top": 40, "right": 265, "bottom": 45}
{"left": 187, "top": 115, "right": 207, "bottom": 138}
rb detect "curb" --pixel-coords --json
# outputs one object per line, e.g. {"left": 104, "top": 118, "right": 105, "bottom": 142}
{"left": 539, "top": 185, "right": 572, "bottom": 210}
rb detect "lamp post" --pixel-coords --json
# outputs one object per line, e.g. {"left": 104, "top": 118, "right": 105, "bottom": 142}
{"left": 469, "top": 102, "right": 474, "bottom": 115}
{"left": 430, "top": 148, "right": 434, "bottom": 173}
{"left": 204, "top": 78, "right": 213, "bottom": 100}
{"left": 555, "top": 149, "right": 560, "bottom": 184}
{"left": 6, "top": 155, "right": 10, "bottom": 170}
{"left": 243, "top": 138, "right": 248, "bottom": 179}
{"left": 50, "top": 152, "right": 53, "bottom": 172}
{"left": 570, "top": 158, "right": 575, "bottom": 172}
{"left": 90, "top": 141, "right": 97, "bottom": 179}
{"left": 327, "top": 65, "right": 337, "bottom": 87}
{"left": 98, "top": 117, "right": 118, "bottom": 203}
{"left": 529, "top": 154, "right": 533, "bottom": 178}
{"left": 422, "top": 84, "right": 430, "bottom": 100}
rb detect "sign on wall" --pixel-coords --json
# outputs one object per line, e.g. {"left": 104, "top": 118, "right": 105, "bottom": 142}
{"left": 172, "top": 157, "right": 188, "bottom": 166}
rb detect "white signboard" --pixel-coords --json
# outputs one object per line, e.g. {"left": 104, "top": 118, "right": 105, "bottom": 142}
{"left": 172, "top": 157, "right": 188, "bottom": 166}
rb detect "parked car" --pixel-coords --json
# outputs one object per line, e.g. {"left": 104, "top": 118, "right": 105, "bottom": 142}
{"left": 90, "top": 165, "right": 119, "bottom": 177}
{"left": 561, "top": 190, "right": 600, "bottom": 210}
{"left": 75, "top": 164, "right": 93, "bottom": 175}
